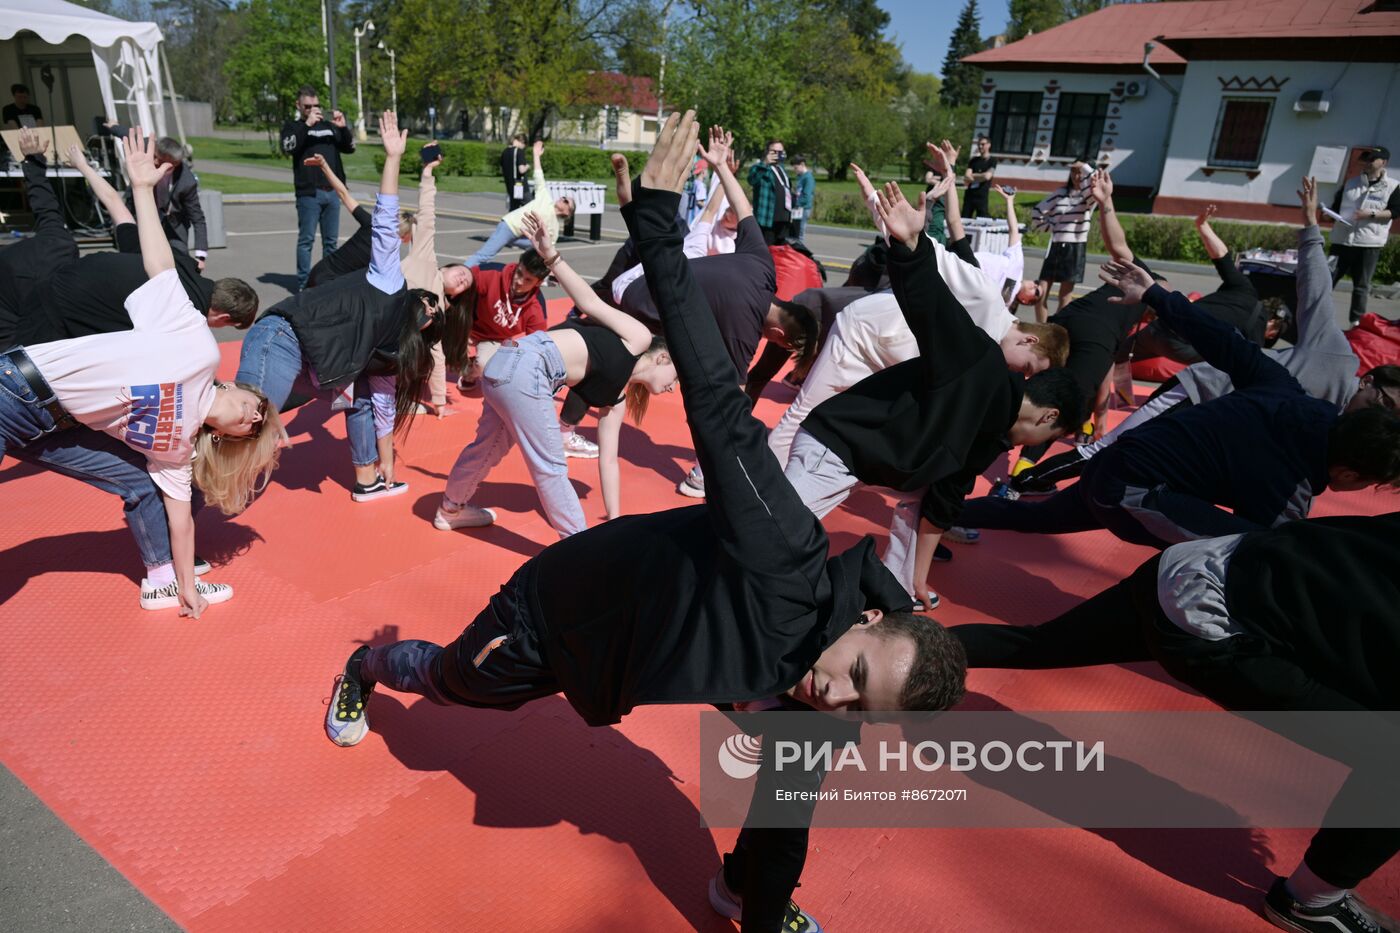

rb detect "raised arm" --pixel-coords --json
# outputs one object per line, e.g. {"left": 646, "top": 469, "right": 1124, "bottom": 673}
{"left": 521, "top": 209, "right": 652, "bottom": 355}
{"left": 1193, "top": 204, "right": 1228, "bottom": 260}
{"left": 531, "top": 138, "right": 546, "bottom": 188}
{"left": 627, "top": 110, "right": 830, "bottom": 578}
{"left": 407, "top": 147, "right": 440, "bottom": 266}
{"left": 307, "top": 152, "right": 359, "bottom": 215}
{"left": 876, "top": 180, "right": 993, "bottom": 383}
{"left": 65, "top": 141, "right": 133, "bottom": 226}
{"left": 1101, "top": 260, "right": 1295, "bottom": 392}
{"left": 331, "top": 108, "right": 356, "bottom": 153}
{"left": 1090, "top": 171, "right": 1131, "bottom": 263}
{"left": 367, "top": 111, "right": 407, "bottom": 293}
{"left": 995, "top": 184, "right": 1018, "bottom": 248}
{"left": 700, "top": 126, "right": 753, "bottom": 222}
{"left": 15, "top": 130, "right": 65, "bottom": 237}
{"left": 936, "top": 140, "right": 966, "bottom": 245}
{"left": 123, "top": 129, "right": 175, "bottom": 278}
{"left": 1292, "top": 176, "right": 1345, "bottom": 352}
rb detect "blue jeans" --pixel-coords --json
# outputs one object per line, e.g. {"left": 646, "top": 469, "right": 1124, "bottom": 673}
{"left": 235, "top": 315, "right": 378, "bottom": 467}
{"left": 296, "top": 189, "right": 341, "bottom": 288}
{"left": 464, "top": 220, "right": 531, "bottom": 268}
{"left": 443, "top": 333, "right": 585, "bottom": 536}
{"left": 0, "top": 353, "right": 173, "bottom": 566}
{"left": 791, "top": 218, "right": 807, "bottom": 242}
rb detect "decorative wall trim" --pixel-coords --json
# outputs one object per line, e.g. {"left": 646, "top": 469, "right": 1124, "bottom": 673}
{"left": 1217, "top": 75, "right": 1290, "bottom": 93}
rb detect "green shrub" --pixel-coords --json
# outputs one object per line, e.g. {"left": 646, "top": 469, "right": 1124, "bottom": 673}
{"left": 374, "top": 140, "right": 647, "bottom": 181}
{"left": 811, "top": 193, "right": 870, "bottom": 227}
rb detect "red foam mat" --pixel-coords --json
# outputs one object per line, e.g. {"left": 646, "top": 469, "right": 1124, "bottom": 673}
{"left": 2, "top": 304, "right": 1396, "bottom": 930}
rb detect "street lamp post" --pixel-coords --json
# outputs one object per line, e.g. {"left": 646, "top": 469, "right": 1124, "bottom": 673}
{"left": 353, "top": 20, "right": 374, "bottom": 140}
{"left": 377, "top": 41, "right": 397, "bottom": 116}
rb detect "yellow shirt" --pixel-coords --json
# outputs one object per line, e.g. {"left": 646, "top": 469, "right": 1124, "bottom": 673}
{"left": 502, "top": 166, "right": 559, "bottom": 244}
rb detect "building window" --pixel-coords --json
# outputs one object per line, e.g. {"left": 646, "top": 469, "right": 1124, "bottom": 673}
{"left": 642, "top": 117, "right": 659, "bottom": 136}
{"left": 1208, "top": 98, "right": 1273, "bottom": 168}
{"left": 1051, "top": 93, "right": 1108, "bottom": 160}
{"left": 606, "top": 106, "right": 620, "bottom": 139}
{"left": 989, "top": 91, "right": 1043, "bottom": 155}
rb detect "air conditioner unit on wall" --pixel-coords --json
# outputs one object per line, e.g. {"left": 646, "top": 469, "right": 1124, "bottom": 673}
{"left": 1294, "top": 90, "right": 1331, "bottom": 113}
{"left": 1123, "top": 80, "right": 1149, "bottom": 99}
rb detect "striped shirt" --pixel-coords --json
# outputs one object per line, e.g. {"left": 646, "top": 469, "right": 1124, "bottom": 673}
{"left": 1031, "top": 169, "right": 1097, "bottom": 244}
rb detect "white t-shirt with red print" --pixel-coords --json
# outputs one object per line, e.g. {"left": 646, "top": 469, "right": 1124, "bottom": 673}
{"left": 26, "top": 269, "right": 219, "bottom": 501}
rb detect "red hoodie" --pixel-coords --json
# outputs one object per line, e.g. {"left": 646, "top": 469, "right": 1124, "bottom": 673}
{"left": 469, "top": 264, "right": 547, "bottom": 342}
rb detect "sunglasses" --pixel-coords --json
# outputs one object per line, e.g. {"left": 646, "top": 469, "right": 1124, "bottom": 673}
{"left": 1361, "top": 375, "right": 1398, "bottom": 411}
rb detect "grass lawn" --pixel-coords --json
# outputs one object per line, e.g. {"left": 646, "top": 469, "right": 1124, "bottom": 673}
{"left": 194, "top": 172, "right": 293, "bottom": 194}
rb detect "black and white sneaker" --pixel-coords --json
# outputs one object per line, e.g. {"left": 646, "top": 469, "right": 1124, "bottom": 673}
{"left": 933, "top": 543, "right": 953, "bottom": 562}
{"left": 139, "top": 578, "right": 234, "bottom": 611}
{"left": 351, "top": 475, "right": 409, "bottom": 502}
{"left": 193, "top": 555, "right": 212, "bottom": 575}
{"left": 325, "top": 646, "right": 373, "bottom": 747}
{"left": 1264, "top": 877, "right": 1384, "bottom": 933}
{"left": 912, "top": 591, "right": 941, "bottom": 612}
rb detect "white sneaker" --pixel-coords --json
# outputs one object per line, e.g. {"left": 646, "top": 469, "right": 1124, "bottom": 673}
{"left": 562, "top": 431, "right": 599, "bottom": 458}
{"left": 139, "top": 578, "right": 234, "bottom": 611}
{"left": 433, "top": 503, "right": 497, "bottom": 530}
{"left": 944, "top": 526, "right": 981, "bottom": 544}
{"left": 677, "top": 467, "right": 706, "bottom": 498}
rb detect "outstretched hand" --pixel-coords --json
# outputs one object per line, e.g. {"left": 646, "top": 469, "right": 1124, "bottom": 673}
{"left": 992, "top": 182, "right": 1015, "bottom": 202}
{"left": 1298, "top": 176, "right": 1319, "bottom": 226}
{"left": 698, "top": 125, "right": 733, "bottom": 171}
{"left": 532, "top": 139, "right": 544, "bottom": 159}
{"left": 1194, "top": 203, "right": 1218, "bottom": 227}
{"left": 927, "top": 173, "right": 955, "bottom": 203}
{"left": 640, "top": 109, "right": 699, "bottom": 193}
{"left": 1091, "top": 171, "right": 1114, "bottom": 206}
{"left": 378, "top": 111, "right": 407, "bottom": 157}
{"left": 940, "top": 138, "right": 961, "bottom": 170}
{"left": 874, "top": 180, "right": 927, "bottom": 251}
{"left": 17, "top": 127, "right": 48, "bottom": 159}
{"left": 611, "top": 152, "right": 632, "bottom": 206}
{"left": 124, "top": 128, "right": 171, "bottom": 189}
{"left": 1099, "top": 259, "right": 1154, "bottom": 305}
{"left": 925, "top": 141, "right": 951, "bottom": 176}
{"left": 64, "top": 143, "right": 92, "bottom": 172}
{"left": 519, "top": 211, "right": 557, "bottom": 262}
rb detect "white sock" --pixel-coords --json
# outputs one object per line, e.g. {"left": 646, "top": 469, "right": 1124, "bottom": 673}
{"left": 1285, "top": 861, "right": 1348, "bottom": 908}
{"left": 146, "top": 562, "right": 176, "bottom": 587}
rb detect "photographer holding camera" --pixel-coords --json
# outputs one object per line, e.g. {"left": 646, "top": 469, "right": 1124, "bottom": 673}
{"left": 281, "top": 85, "right": 356, "bottom": 290}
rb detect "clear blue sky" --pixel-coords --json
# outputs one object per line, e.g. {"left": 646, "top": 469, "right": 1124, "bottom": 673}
{"left": 880, "top": 0, "right": 1013, "bottom": 77}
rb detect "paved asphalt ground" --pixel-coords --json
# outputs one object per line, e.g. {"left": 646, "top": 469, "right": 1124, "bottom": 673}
{"left": 2, "top": 178, "right": 1397, "bottom": 931}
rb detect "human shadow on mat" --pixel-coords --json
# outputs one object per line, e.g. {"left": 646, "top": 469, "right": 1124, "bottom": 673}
{"left": 371, "top": 693, "right": 730, "bottom": 932}
{"left": 941, "top": 692, "right": 1274, "bottom": 911}
{"left": 0, "top": 521, "right": 262, "bottom": 604}
{"left": 618, "top": 422, "right": 700, "bottom": 483}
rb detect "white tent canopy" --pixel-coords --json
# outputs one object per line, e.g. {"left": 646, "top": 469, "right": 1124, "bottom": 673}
{"left": 0, "top": 0, "right": 167, "bottom": 136}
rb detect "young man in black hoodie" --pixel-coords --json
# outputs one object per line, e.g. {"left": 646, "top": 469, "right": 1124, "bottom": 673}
{"left": 780, "top": 180, "right": 1084, "bottom": 609}
{"left": 955, "top": 260, "right": 1400, "bottom": 549}
{"left": 953, "top": 512, "right": 1400, "bottom": 933}
{"left": 323, "top": 113, "right": 968, "bottom": 933}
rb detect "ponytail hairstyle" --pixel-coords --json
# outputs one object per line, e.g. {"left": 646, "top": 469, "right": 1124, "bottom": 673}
{"left": 624, "top": 335, "right": 669, "bottom": 425}
{"left": 392, "top": 288, "right": 442, "bottom": 436}
{"left": 441, "top": 264, "right": 475, "bottom": 370}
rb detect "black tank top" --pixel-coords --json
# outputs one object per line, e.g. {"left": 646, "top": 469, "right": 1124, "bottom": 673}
{"left": 550, "top": 319, "right": 639, "bottom": 408}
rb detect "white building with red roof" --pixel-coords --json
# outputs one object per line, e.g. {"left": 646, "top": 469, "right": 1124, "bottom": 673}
{"left": 962, "top": 0, "right": 1400, "bottom": 221}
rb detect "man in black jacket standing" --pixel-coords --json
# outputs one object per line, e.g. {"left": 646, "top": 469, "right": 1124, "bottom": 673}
{"left": 281, "top": 84, "right": 356, "bottom": 289}
{"left": 323, "top": 112, "right": 968, "bottom": 933}
{"left": 500, "top": 132, "right": 529, "bottom": 210}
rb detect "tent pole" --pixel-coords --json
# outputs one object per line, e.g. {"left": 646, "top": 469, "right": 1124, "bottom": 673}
{"left": 158, "top": 41, "right": 187, "bottom": 148}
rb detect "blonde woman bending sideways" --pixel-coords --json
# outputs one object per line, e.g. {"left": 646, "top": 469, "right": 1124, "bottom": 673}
{"left": 0, "top": 130, "right": 283, "bottom": 618}
{"left": 435, "top": 211, "right": 678, "bottom": 537}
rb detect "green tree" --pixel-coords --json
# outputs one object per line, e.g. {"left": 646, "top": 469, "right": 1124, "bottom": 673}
{"left": 1006, "top": 0, "right": 1065, "bottom": 40}
{"left": 940, "top": 0, "right": 983, "bottom": 108}
{"left": 608, "top": 0, "right": 665, "bottom": 80}
{"left": 224, "top": 0, "right": 325, "bottom": 145}
{"left": 665, "top": 0, "right": 802, "bottom": 158}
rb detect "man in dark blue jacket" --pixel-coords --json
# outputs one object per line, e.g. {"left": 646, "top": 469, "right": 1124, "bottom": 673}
{"left": 956, "top": 259, "right": 1400, "bottom": 548}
